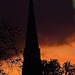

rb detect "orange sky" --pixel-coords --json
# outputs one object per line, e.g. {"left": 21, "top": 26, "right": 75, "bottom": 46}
{"left": 0, "top": 0, "right": 75, "bottom": 75}
{"left": 1, "top": 41, "right": 75, "bottom": 75}
{"left": 1, "top": 36, "right": 75, "bottom": 75}
{"left": 40, "top": 42, "right": 75, "bottom": 66}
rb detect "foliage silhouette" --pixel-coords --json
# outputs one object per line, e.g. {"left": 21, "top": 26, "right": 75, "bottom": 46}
{"left": 1, "top": 57, "right": 75, "bottom": 75}
{"left": 0, "top": 19, "right": 23, "bottom": 75}
{"left": 63, "top": 61, "right": 75, "bottom": 75}
{"left": 41, "top": 59, "right": 64, "bottom": 75}
{"left": 0, "top": 19, "right": 21, "bottom": 59}
{"left": 41, "top": 60, "right": 75, "bottom": 75}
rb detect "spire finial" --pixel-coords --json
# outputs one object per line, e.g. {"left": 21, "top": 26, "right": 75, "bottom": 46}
{"left": 25, "top": 0, "right": 39, "bottom": 49}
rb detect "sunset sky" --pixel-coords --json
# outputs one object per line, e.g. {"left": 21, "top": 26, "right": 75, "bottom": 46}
{"left": 0, "top": 0, "right": 75, "bottom": 74}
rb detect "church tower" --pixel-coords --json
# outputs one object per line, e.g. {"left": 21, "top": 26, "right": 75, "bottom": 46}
{"left": 22, "top": 0, "right": 42, "bottom": 75}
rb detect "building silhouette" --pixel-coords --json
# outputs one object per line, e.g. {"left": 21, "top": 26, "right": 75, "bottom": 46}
{"left": 22, "top": 0, "right": 42, "bottom": 75}
{"left": 22, "top": 0, "right": 74, "bottom": 75}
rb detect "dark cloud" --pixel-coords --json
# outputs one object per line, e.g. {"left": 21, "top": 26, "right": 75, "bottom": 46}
{"left": 38, "top": 21, "right": 75, "bottom": 46}
{"left": 0, "top": 0, "right": 75, "bottom": 48}
{"left": 35, "top": 0, "right": 75, "bottom": 46}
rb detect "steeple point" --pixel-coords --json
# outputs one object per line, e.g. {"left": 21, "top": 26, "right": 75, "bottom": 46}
{"left": 22, "top": 0, "right": 42, "bottom": 74}
{"left": 25, "top": 0, "right": 39, "bottom": 49}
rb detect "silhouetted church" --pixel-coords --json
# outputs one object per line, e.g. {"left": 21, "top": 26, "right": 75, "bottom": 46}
{"left": 22, "top": 0, "right": 42, "bottom": 75}
{"left": 22, "top": 0, "right": 74, "bottom": 75}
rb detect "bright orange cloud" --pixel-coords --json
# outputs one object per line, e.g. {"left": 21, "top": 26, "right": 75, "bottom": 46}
{"left": 40, "top": 41, "right": 75, "bottom": 66}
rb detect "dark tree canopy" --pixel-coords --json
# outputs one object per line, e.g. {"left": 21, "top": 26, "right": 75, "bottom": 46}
{"left": 41, "top": 60, "right": 75, "bottom": 75}
{"left": 41, "top": 59, "right": 64, "bottom": 75}
{"left": 63, "top": 61, "right": 75, "bottom": 75}
{"left": 0, "top": 20, "right": 21, "bottom": 60}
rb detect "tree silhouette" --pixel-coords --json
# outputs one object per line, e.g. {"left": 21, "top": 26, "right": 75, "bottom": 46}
{"left": 41, "top": 60, "right": 49, "bottom": 75}
{"left": 63, "top": 61, "right": 75, "bottom": 75}
{"left": 0, "top": 20, "right": 21, "bottom": 59}
{"left": 41, "top": 59, "right": 63, "bottom": 75}
{"left": 0, "top": 19, "right": 22, "bottom": 75}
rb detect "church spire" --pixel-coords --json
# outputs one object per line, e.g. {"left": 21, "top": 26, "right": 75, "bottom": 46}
{"left": 25, "top": 0, "right": 39, "bottom": 49}
{"left": 22, "top": 0, "right": 42, "bottom": 75}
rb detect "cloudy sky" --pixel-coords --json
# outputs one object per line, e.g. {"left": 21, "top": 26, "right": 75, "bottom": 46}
{"left": 0, "top": 0, "right": 75, "bottom": 65}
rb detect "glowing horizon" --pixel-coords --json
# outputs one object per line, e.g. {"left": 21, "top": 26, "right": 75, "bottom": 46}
{"left": 40, "top": 41, "right": 75, "bottom": 66}
{"left": 1, "top": 41, "right": 75, "bottom": 75}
